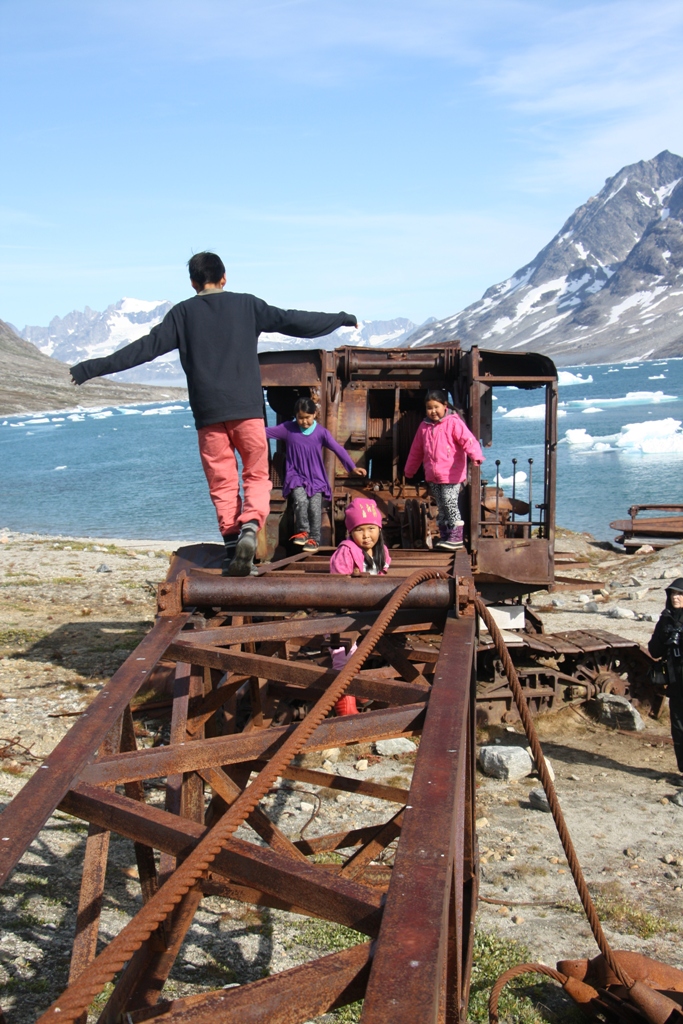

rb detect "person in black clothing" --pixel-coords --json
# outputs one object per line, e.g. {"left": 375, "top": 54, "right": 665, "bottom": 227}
{"left": 70, "top": 252, "right": 357, "bottom": 576}
{"left": 649, "top": 578, "right": 683, "bottom": 776}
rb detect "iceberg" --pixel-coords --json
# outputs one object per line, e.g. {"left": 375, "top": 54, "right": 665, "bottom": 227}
{"left": 564, "top": 418, "right": 683, "bottom": 454}
{"left": 561, "top": 390, "right": 677, "bottom": 410}
{"left": 499, "top": 470, "right": 528, "bottom": 487}
{"left": 558, "top": 371, "right": 594, "bottom": 386}
{"left": 503, "top": 404, "right": 566, "bottom": 420}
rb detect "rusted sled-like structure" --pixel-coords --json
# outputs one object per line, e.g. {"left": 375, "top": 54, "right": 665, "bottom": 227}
{"left": 0, "top": 545, "right": 479, "bottom": 1023}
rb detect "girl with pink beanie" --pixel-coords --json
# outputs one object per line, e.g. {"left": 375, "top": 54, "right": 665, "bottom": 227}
{"left": 329, "top": 496, "right": 391, "bottom": 715}
{"left": 329, "top": 497, "right": 391, "bottom": 576}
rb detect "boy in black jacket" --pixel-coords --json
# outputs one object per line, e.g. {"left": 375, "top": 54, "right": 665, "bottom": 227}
{"left": 71, "top": 252, "right": 357, "bottom": 576}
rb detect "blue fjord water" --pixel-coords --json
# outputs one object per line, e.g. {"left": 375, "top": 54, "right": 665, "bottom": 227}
{"left": 1, "top": 359, "right": 682, "bottom": 543}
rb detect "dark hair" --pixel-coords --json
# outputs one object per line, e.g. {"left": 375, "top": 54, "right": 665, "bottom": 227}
{"left": 188, "top": 252, "right": 225, "bottom": 288}
{"left": 294, "top": 397, "right": 317, "bottom": 415}
{"left": 366, "top": 531, "right": 387, "bottom": 574}
{"left": 425, "top": 389, "right": 450, "bottom": 406}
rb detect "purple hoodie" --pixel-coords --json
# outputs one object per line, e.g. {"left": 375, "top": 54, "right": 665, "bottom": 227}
{"left": 266, "top": 420, "right": 357, "bottom": 498}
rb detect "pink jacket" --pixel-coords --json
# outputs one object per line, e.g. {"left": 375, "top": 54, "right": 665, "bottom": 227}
{"left": 329, "top": 538, "right": 391, "bottom": 575}
{"left": 404, "top": 412, "right": 483, "bottom": 485}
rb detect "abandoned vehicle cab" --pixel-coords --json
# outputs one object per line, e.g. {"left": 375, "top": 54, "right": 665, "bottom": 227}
{"left": 259, "top": 342, "right": 559, "bottom": 602}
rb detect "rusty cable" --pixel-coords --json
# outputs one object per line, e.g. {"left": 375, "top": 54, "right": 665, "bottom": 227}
{"left": 39, "top": 568, "right": 443, "bottom": 1023}
{"left": 488, "top": 962, "right": 569, "bottom": 1024}
{"left": 474, "top": 597, "right": 635, "bottom": 994}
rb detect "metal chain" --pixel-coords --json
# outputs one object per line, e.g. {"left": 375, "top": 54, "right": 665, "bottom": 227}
{"left": 39, "top": 569, "right": 444, "bottom": 1023}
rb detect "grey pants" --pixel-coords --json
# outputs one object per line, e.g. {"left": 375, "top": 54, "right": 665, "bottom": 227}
{"left": 291, "top": 487, "right": 323, "bottom": 542}
{"left": 428, "top": 483, "right": 463, "bottom": 530}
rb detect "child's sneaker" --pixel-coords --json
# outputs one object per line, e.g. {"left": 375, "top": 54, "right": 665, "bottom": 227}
{"left": 303, "top": 537, "right": 319, "bottom": 553}
{"left": 435, "top": 525, "right": 464, "bottom": 551}
{"left": 226, "top": 521, "right": 258, "bottom": 576}
{"left": 290, "top": 531, "right": 309, "bottom": 546}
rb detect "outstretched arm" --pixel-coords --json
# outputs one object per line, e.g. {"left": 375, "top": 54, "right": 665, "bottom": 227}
{"left": 254, "top": 298, "right": 357, "bottom": 339}
{"left": 265, "top": 423, "right": 290, "bottom": 442}
{"left": 70, "top": 313, "right": 180, "bottom": 385}
{"left": 322, "top": 429, "right": 366, "bottom": 476}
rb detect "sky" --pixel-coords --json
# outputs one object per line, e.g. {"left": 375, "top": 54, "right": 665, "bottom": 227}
{"left": 2, "top": 0, "right": 683, "bottom": 330}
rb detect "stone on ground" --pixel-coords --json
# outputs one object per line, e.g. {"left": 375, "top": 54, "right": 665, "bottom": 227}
{"left": 529, "top": 788, "right": 551, "bottom": 812}
{"left": 375, "top": 737, "right": 416, "bottom": 756}
{"left": 478, "top": 745, "right": 533, "bottom": 781}
{"left": 596, "top": 693, "right": 645, "bottom": 731}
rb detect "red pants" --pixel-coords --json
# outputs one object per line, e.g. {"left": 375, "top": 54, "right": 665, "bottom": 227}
{"left": 198, "top": 419, "right": 272, "bottom": 536}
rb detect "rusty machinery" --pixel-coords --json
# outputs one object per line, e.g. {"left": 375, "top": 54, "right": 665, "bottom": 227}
{"left": 0, "top": 343, "right": 672, "bottom": 1023}
{"left": 261, "top": 343, "right": 658, "bottom": 724}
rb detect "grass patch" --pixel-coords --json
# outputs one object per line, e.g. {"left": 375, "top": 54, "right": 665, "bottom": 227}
{"left": 0, "top": 977, "right": 50, "bottom": 995}
{"left": 469, "top": 930, "right": 581, "bottom": 1023}
{"left": 583, "top": 882, "right": 675, "bottom": 939}
{"left": 0, "top": 628, "right": 48, "bottom": 647}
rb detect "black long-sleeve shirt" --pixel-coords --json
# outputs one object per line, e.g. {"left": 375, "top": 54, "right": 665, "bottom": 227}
{"left": 70, "top": 291, "right": 356, "bottom": 428}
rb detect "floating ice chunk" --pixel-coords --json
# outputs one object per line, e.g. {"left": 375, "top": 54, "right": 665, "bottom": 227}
{"left": 565, "top": 418, "right": 683, "bottom": 454}
{"left": 90, "top": 410, "right": 113, "bottom": 420}
{"left": 565, "top": 428, "right": 595, "bottom": 445}
{"left": 67, "top": 414, "right": 85, "bottom": 421}
{"left": 558, "top": 371, "right": 594, "bottom": 386}
{"left": 499, "top": 471, "right": 527, "bottom": 486}
{"left": 25, "top": 417, "right": 50, "bottom": 425}
{"left": 496, "top": 406, "right": 508, "bottom": 413}
{"left": 649, "top": 374, "right": 666, "bottom": 379}
{"left": 54, "top": 465, "right": 67, "bottom": 471}
{"left": 581, "top": 407, "right": 603, "bottom": 414}
{"left": 503, "top": 404, "right": 566, "bottom": 420}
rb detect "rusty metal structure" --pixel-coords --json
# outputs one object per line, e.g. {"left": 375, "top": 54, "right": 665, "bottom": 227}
{"left": 611, "top": 503, "right": 683, "bottom": 551}
{"left": 0, "top": 343, "right": 671, "bottom": 1023}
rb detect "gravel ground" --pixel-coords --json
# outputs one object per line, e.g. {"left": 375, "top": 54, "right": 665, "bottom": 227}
{"left": 0, "top": 527, "right": 682, "bottom": 1022}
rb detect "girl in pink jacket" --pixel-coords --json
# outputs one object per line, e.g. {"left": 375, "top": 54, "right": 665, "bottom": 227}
{"left": 404, "top": 390, "right": 484, "bottom": 551}
{"left": 329, "top": 497, "right": 391, "bottom": 576}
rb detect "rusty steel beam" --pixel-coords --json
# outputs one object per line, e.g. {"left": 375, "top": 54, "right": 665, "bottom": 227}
{"left": 78, "top": 702, "right": 427, "bottom": 787}
{"left": 360, "top": 613, "right": 477, "bottom": 1024}
{"left": 180, "top": 574, "right": 454, "bottom": 611}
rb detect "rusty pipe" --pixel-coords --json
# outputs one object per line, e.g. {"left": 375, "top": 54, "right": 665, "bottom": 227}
{"left": 181, "top": 574, "right": 454, "bottom": 612}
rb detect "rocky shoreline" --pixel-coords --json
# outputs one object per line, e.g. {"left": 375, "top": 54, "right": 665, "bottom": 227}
{"left": 0, "top": 528, "right": 682, "bottom": 1022}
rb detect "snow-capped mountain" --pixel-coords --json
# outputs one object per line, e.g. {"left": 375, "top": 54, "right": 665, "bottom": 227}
{"left": 18, "top": 302, "right": 419, "bottom": 386}
{"left": 403, "top": 150, "right": 683, "bottom": 364}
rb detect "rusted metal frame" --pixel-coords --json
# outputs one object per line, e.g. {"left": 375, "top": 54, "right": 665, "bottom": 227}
{"left": 67, "top": 717, "right": 123, "bottom": 1013}
{"left": 164, "top": 642, "right": 431, "bottom": 706}
{"left": 254, "top": 551, "right": 310, "bottom": 575}
{"left": 60, "top": 784, "right": 384, "bottom": 934}
{"left": 295, "top": 822, "right": 398, "bottom": 856}
{"left": 112, "top": 663, "right": 207, "bottom": 1017}
{"left": 545, "top": 379, "right": 558, "bottom": 551}
{"left": 252, "top": 762, "right": 410, "bottom": 806}
{"left": 360, "top": 613, "right": 476, "bottom": 1023}
{"left": 196, "top": 765, "right": 308, "bottom": 862}
{"left": 121, "top": 706, "right": 159, "bottom": 904}
{"left": 181, "top": 574, "right": 454, "bottom": 612}
{"left": 0, "top": 612, "right": 191, "bottom": 887}
{"left": 339, "top": 808, "right": 404, "bottom": 880}
{"left": 185, "top": 674, "right": 249, "bottom": 738}
{"left": 126, "top": 942, "right": 373, "bottom": 1024}
{"left": 180, "top": 615, "right": 362, "bottom": 647}
{"left": 80, "top": 702, "right": 428, "bottom": 787}
{"left": 375, "top": 635, "right": 428, "bottom": 684}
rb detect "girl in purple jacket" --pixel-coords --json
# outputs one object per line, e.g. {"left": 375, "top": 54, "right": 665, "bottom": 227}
{"left": 404, "top": 390, "right": 484, "bottom": 551}
{"left": 266, "top": 398, "right": 366, "bottom": 553}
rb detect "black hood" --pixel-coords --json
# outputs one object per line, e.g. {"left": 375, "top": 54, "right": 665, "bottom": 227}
{"left": 666, "top": 577, "right": 683, "bottom": 613}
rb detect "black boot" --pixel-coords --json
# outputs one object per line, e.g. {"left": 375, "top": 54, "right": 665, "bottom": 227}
{"left": 226, "top": 521, "right": 259, "bottom": 577}
{"left": 221, "top": 532, "right": 239, "bottom": 576}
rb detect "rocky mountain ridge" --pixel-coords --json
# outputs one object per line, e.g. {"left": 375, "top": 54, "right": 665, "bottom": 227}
{"left": 403, "top": 150, "right": 683, "bottom": 364}
{"left": 0, "top": 319, "right": 186, "bottom": 415}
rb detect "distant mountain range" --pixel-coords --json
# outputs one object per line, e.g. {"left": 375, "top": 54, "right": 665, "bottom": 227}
{"left": 15, "top": 302, "right": 420, "bottom": 386}
{"left": 403, "top": 150, "right": 683, "bottom": 363}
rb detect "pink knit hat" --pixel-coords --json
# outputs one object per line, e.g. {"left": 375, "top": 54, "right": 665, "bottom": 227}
{"left": 345, "top": 497, "right": 383, "bottom": 532}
